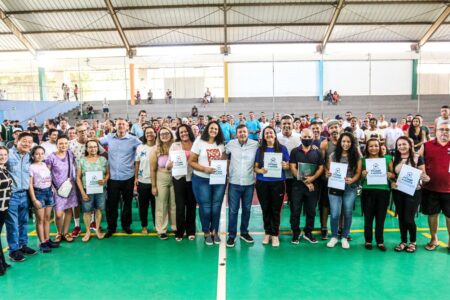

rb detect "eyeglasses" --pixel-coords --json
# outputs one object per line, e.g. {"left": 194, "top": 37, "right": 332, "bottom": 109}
{"left": 437, "top": 128, "right": 450, "bottom": 133}
{"left": 160, "top": 132, "right": 171, "bottom": 137}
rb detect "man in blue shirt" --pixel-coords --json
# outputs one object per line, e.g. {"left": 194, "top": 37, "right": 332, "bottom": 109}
{"left": 6, "top": 132, "right": 37, "bottom": 262}
{"left": 245, "top": 112, "right": 261, "bottom": 141}
{"left": 130, "top": 110, "right": 147, "bottom": 138}
{"left": 219, "top": 115, "right": 233, "bottom": 143}
{"left": 100, "top": 118, "right": 141, "bottom": 237}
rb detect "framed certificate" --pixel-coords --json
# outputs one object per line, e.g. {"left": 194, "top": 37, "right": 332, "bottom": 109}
{"left": 86, "top": 171, "right": 103, "bottom": 194}
{"left": 366, "top": 158, "right": 387, "bottom": 185}
{"left": 209, "top": 160, "right": 227, "bottom": 185}
{"left": 170, "top": 150, "right": 187, "bottom": 177}
{"left": 328, "top": 162, "right": 348, "bottom": 190}
{"left": 264, "top": 152, "right": 282, "bottom": 178}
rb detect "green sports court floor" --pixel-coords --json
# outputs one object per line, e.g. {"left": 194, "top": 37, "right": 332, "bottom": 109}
{"left": 1, "top": 197, "right": 449, "bottom": 300}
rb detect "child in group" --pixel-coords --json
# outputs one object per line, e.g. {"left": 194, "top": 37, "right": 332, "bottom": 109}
{"left": 29, "top": 146, "right": 60, "bottom": 252}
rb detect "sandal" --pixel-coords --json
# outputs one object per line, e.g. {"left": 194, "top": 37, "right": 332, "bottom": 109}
{"left": 188, "top": 235, "right": 195, "bottom": 241}
{"left": 63, "top": 233, "right": 74, "bottom": 243}
{"left": 406, "top": 243, "right": 417, "bottom": 253}
{"left": 425, "top": 241, "right": 439, "bottom": 251}
{"left": 54, "top": 233, "right": 62, "bottom": 243}
{"left": 394, "top": 242, "right": 407, "bottom": 252}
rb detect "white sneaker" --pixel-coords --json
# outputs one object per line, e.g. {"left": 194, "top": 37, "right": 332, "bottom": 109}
{"left": 262, "top": 234, "right": 271, "bottom": 245}
{"left": 327, "top": 237, "right": 338, "bottom": 248}
{"left": 271, "top": 236, "right": 280, "bottom": 247}
{"left": 341, "top": 238, "right": 350, "bottom": 249}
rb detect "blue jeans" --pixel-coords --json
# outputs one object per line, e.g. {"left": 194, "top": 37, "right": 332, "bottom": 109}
{"left": 6, "top": 191, "right": 29, "bottom": 252}
{"left": 328, "top": 184, "right": 358, "bottom": 239}
{"left": 82, "top": 192, "right": 106, "bottom": 213}
{"left": 228, "top": 183, "right": 254, "bottom": 238}
{"left": 192, "top": 174, "right": 226, "bottom": 234}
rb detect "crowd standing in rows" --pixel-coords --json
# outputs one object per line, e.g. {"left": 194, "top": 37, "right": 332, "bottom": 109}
{"left": 0, "top": 105, "right": 449, "bottom": 276}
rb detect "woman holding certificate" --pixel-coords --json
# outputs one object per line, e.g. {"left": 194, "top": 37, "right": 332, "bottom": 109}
{"left": 254, "top": 126, "right": 290, "bottom": 247}
{"left": 150, "top": 127, "right": 176, "bottom": 240}
{"left": 326, "top": 132, "right": 362, "bottom": 249}
{"left": 360, "top": 138, "right": 394, "bottom": 251}
{"left": 189, "top": 122, "right": 226, "bottom": 246}
{"left": 389, "top": 137, "right": 429, "bottom": 253}
{"left": 167, "top": 125, "right": 197, "bottom": 242}
{"left": 76, "top": 140, "right": 109, "bottom": 242}
{"left": 46, "top": 135, "right": 78, "bottom": 243}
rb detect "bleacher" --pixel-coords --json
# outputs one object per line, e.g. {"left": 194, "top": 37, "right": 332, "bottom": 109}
{"left": 64, "top": 95, "right": 449, "bottom": 125}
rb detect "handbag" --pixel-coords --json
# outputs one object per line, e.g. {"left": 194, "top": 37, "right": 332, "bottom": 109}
{"left": 329, "top": 187, "right": 344, "bottom": 196}
{"left": 54, "top": 152, "right": 73, "bottom": 198}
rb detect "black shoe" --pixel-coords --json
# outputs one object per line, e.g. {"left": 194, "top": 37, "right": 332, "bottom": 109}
{"left": 46, "top": 239, "right": 60, "bottom": 248}
{"left": 291, "top": 236, "right": 300, "bottom": 245}
{"left": 365, "top": 243, "right": 373, "bottom": 250}
{"left": 321, "top": 228, "right": 328, "bottom": 240}
{"left": 377, "top": 244, "right": 387, "bottom": 252}
{"left": 104, "top": 231, "right": 115, "bottom": 238}
{"left": 3, "top": 262, "right": 11, "bottom": 269}
{"left": 159, "top": 233, "right": 168, "bottom": 240}
{"left": 20, "top": 246, "right": 37, "bottom": 256}
{"left": 303, "top": 233, "right": 318, "bottom": 244}
{"left": 346, "top": 235, "right": 352, "bottom": 242}
{"left": 123, "top": 228, "right": 133, "bottom": 235}
{"left": 226, "top": 237, "right": 235, "bottom": 248}
{"left": 0, "top": 264, "right": 4, "bottom": 276}
{"left": 9, "top": 251, "right": 26, "bottom": 262}
{"left": 240, "top": 233, "right": 254, "bottom": 244}
{"left": 39, "top": 243, "right": 51, "bottom": 253}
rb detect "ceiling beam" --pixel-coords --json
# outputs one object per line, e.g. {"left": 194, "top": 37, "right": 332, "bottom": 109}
{"left": 6, "top": 1, "right": 448, "bottom": 14}
{"left": 0, "top": 8, "right": 36, "bottom": 56}
{"left": 0, "top": 21, "right": 443, "bottom": 35}
{"left": 104, "top": 0, "right": 135, "bottom": 58}
{"left": 412, "top": 4, "right": 450, "bottom": 51}
{"left": 318, "top": 0, "right": 345, "bottom": 53}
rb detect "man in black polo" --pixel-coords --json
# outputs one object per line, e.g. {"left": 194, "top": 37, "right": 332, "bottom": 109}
{"left": 289, "top": 128, "right": 324, "bottom": 244}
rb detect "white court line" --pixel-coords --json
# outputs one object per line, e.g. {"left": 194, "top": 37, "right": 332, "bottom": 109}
{"left": 216, "top": 196, "right": 227, "bottom": 300}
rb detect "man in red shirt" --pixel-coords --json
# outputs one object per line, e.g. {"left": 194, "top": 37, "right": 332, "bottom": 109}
{"left": 421, "top": 120, "right": 450, "bottom": 251}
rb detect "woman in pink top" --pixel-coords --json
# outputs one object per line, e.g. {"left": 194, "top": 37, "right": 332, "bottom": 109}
{"left": 29, "top": 146, "right": 58, "bottom": 253}
{"left": 167, "top": 125, "right": 196, "bottom": 241}
{"left": 150, "top": 127, "right": 176, "bottom": 239}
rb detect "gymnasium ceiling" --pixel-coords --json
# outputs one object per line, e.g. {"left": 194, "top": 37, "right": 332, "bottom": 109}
{"left": 0, "top": 0, "right": 449, "bottom": 56}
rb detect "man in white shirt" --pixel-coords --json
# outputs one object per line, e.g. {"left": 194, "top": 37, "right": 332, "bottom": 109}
{"left": 364, "top": 118, "right": 385, "bottom": 144}
{"left": 225, "top": 124, "right": 259, "bottom": 248}
{"left": 342, "top": 111, "right": 353, "bottom": 129}
{"left": 40, "top": 129, "right": 58, "bottom": 159}
{"left": 259, "top": 114, "right": 270, "bottom": 130}
{"left": 384, "top": 118, "right": 404, "bottom": 154}
{"left": 378, "top": 114, "right": 389, "bottom": 130}
{"left": 277, "top": 115, "right": 301, "bottom": 204}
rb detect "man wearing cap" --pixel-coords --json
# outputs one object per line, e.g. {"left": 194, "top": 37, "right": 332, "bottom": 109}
{"left": 384, "top": 118, "right": 404, "bottom": 155}
{"left": 6, "top": 128, "right": 23, "bottom": 149}
{"left": 319, "top": 119, "right": 341, "bottom": 239}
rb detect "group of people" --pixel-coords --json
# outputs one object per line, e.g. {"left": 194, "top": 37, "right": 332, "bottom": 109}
{"left": 59, "top": 83, "right": 79, "bottom": 101}
{"left": 0, "top": 105, "right": 449, "bottom": 277}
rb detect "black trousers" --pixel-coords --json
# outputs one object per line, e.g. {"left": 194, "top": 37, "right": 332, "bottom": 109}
{"left": 0, "top": 210, "right": 7, "bottom": 269}
{"left": 290, "top": 182, "right": 319, "bottom": 237}
{"left": 173, "top": 177, "right": 197, "bottom": 238}
{"left": 361, "top": 189, "right": 390, "bottom": 244}
{"left": 285, "top": 178, "right": 294, "bottom": 203}
{"left": 393, "top": 189, "right": 421, "bottom": 243}
{"left": 256, "top": 180, "right": 285, "bottom": 236}
{"left": 106, "top": 177, "right": 135, "bottom": 232}
{"left": 137, "top": 182, "right": 156, "bottom": 228}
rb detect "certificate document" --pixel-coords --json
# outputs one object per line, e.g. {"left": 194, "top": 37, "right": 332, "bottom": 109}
{"left": 366, "top": 158, "right": 387, "bottom": 185}
{"left": 328, "top": 162, "right": 348, "bottom": 190}
{"left": 297, "top": 163, "right": 317, "bottom": 181}
{"left": 264, "top": 152, "right": 282, "bottom": 178}
{"left": 86, "top": 171, "right": 103, "bottom": 194}
{"left": 396, "top": 164, "right": 421, "bottom": 196}
{"left": 170, "top": 150, "right": 187, "bottom": 177}
{"left": 209, "top": 160, "right": 227, "bottom": 185}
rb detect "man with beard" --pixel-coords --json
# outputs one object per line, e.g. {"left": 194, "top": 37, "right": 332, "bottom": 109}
{"left": 310, "top": 121, "right": 326, "bottom": 148}
{"left": 319, "top": 119, "right": 341, "bottom": 240}
{"left": 342, "top": 111, "right": 353, "bottom": 129}
{"left": 277, "top": 115, "right": 301, "bottom": 205}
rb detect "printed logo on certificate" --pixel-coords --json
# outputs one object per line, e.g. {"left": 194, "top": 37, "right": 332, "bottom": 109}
{"left": 210, "top": 160, "right": 227, "bottom": 185}
{"left": 366, "top": 158, "right": 387, "bottom": 185}
{"left": 328, "top": 162, "right": 348, "bottom": 190}
{"left": 264, "top": 152, "right": 282, "bottom": 178}
{"left": 170, "top": 150, "right": 187, "bottom": 177}
{"left": 86, "top": 171, "right": 103, "bottom": 195}
{"left": 396, "top": 164, "right": 421, "bottom": 196}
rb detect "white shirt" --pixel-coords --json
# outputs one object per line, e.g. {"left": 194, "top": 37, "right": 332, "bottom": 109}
{"left": 41, "top": 142, "right": 57, "bottom": 160}
{"left": 277, "top": 132, "right": 301, "bottom": 179}
{"left": 385, "top": 127, "right": 404, "bottom": 150}
{"left": 225, "top": 139, "right": 259, "bottom": 186}
{"left": 191, "top": 139, "right": 225, "bottom": 179}
{"left": 352, "top": 128, "right": 365, "bottom": 142}
{"left": 135, "top": 144, "right": 154, "bottom": 184}
{"left": 364, "top": 128, "right": 385, "bottom": 141}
